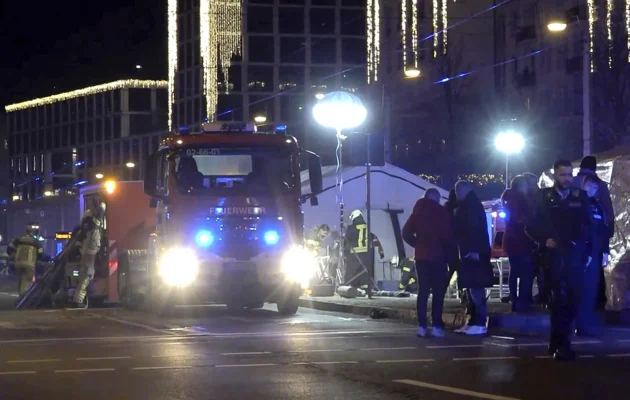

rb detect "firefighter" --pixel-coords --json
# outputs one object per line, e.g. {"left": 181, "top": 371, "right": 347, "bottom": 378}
{"left": 397, "top": 256, "right": 418, "bottom": 293}
{"left": 7, "top": 223, "right": 44, "bottom": 295}
{"left": 344, "top": 210, "right": 384, "bottom": 291}
{"left": 71, "top": 197, "right": 106, "bottom": 309}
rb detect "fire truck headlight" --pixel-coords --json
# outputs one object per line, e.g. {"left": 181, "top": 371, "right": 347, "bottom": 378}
{"left": 159, "top": 247, "right": 199, "bottom": 287}
{"left": 281, "top": 246, "right": 316, "bottom": 289}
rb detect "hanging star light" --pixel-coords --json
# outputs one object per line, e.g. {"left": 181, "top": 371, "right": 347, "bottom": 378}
{"left": 200, "top": 0, "right": 242, "bottom": 121}
{"left": 587, "top": 0, "right": 595, "bottom": 72}
{"left": 401, "top": 0, "right": 408, "bottom": 71}
{"left": 167, "top": 0, "right": 177, "bottom": 131}
{"left": 442, "top": 0, "right": 448, "bottom": 55}
{"left": 433, "top": 0, "right": 439, "bottom": 58}
{"left": 607, "top": 0, "right": 614, "bottom": 68}
{"left": 412, "top": 0, "right": 418, "bottom": 67}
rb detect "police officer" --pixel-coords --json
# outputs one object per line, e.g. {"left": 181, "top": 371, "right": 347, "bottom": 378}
{"left": 7, "top": 223, "right": 44, "bottom": 295}
{"left": 344, "top": 210, "right": 384, "bottom": 292}
{"left": 71, "top": 197, "right": 106, "bottom": 308}
{"left": 576, "top": 174, "right": 609, "bottom": 336}
{"left": 527, "top": 160, "right": 595, "bottom": 361}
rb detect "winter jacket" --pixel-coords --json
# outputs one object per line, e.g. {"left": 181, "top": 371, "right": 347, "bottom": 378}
{"left": 402, "top": 198, "right": 456, "bottom": 262}
{"left": 80, "top": 213, "right": 103, "bottom": 256}
{"left": 8, "top": 234, "right": 43, "bottom": 268}
{"left": 575, "top": 168, "right": 614, "bottom": 238}
{"left": 501, "top": 189, "right": 534, "bottom": 255}
{"left": 453, "top": 191, "right": 494, "bottom": 289}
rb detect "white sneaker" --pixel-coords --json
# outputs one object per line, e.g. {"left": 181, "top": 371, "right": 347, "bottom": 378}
{"left": 431, "top": 327, "right": 445, "bottom": 338}
{"left": 464, "top": 325, "right": 488, "bottom": 336}
{"left": 454, "top": 325, "right": 471, "bottom": 334}
{"left": 416, "top": 327, "right": 428, "bottom": 337}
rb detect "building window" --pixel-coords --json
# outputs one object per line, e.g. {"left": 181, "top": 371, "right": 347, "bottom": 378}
{"left": 280, "top": 95, "right": 305, "bottom": 121}
{"left": 87, "top": 121, "right": 94, "bottom": 144}
{"left": 217, "top": 94, "right": 244, "bottom": 121}
{"left": 249, "top": 36, "right": 275, "bottom": 63}
{"left": 249, "top": 95, "right": 275, "bottom": 122}
{"left": 310, "top": 8, "right": 335, "bottom": 35}
{"left": 280, "top": 37, "right": 306, "bottom": 64}
{"left": 341, "top": 38, "right": 366, "bottom": 64}
{"left": 278, "top": 8, "right": 304, "bottom": 34}
{"left": 248, "top": 66, "right": 274, "bottom": 92}
{"left": 310, "top": 66, "right": 337, "bottom": 90}
{"left": 341, "top": 9, "right": 365, "bottom": 36}
{"left": 341, "top": 66, "right": 366, "bottom": 92}
{"left": 278, "top": 67, "right": 305, "bottom": 91}
{"left": 247, "top": 6, "right": 273, "bottom": 33}
{"left": 311, "top": 38, "right": 337, "bottom": 64}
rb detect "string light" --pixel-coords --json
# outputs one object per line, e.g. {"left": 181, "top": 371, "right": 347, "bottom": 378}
{"left": 200, "top": 0, "right": 242, "bottom": 121}
{"left": 442, "top": 0, "right": 448, "bottom": 55}
{"left": 167, "top": 0, "right": 177, "bottom": 131}
{"left": 587, "top": 0, "right": 595, "bottom": 72}
{"left": 5, "top": 80, "right": 168, "bottom": 113}
{"left": 433, "top": 0, "right": 439, "bottom": 58}
{"left": 412, "top": 0, "right": 418, "bottom": 67}
{"left": 626, "top": 0, "right": 630, "bottom": 62}
{"left": 607, "top": 0, "right": 614, "bottom": 68}
{"left": 367, "top": 0, "right": 374, "bottom": 83}
{"left": 374, "top": 0, "right": 380, "bottom": 81}
{"left": 401, "top": 0, "right": 407, "bottom": 71}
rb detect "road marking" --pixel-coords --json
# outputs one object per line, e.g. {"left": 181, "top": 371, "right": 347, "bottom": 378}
{"left": 215, "top": 363, "right": 276, "bottom": 368}
{"left": 616, "top": 339, "right": 630, "bottom": 343}
{"left": 7, "top": 359, "right": 61, "bottom": 364}
{"left": 426, "top": 344, "right": 485, "bottom": 349}
{"left": 516, "top": 343, "right": 548, "bottom": 348}
{"left": 310, "top": 361, "right": 358, "bottom": 365}
{"left": 573, "top": 340, "right": 601, "bottom": 345}
{"left": 376, "top": 359, "right": 435, "bottom": 364}
{"left": 288, "top": 349, "right": 345, "bottom": 353}
{"left": 579, "top": 355, "right": 595, "bottom": 358}
{"left": 0, "top": 370, "right": 37, "bottom": 376}
{"left": 76, "top": 356, "right": 132, "bottom": 361}
{"left": 132, "top": 366, "right": 193, "bottom": 371}
{"left": 220, "top": 352, "right": 271, "bottom": 356}
{"left": 608, "top": 353, "right": 630, "bottom": 357}
{"left": 453, "top": 356, "right": 520, "bottom": 361}
{"left": 90, "top": 313, "right": 179, "bottom": 336}
{"left": 395, "top": 379, "right": 521, "bottom": 400}
{"left": 360, "top": 347, "right": 417, "bottom": 351}
{"left": 55, "top": 368, "right": 115, "bottom": 373}
{"left": 535, "top": 356, "right": 552, "bottom": 359}
{"left": 0, "top": 292, "right": 19, "bottom": 297}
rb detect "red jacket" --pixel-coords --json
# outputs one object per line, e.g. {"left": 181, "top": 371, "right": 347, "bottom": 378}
{"left": 501, "top": 189, "right": 533, "bottom": 255}
{"left": 402, "top": 198, "right": 457, "bottom": 262}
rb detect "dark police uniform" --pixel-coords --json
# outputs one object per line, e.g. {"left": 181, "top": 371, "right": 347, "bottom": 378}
{"left": 527, "top": 187, "right": 594, "bottom": 358}
{"left": 576, "top": 197, "right": 609, "bottom": 333}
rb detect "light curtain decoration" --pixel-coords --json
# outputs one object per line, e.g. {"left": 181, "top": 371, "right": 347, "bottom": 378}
{"left": 367, "top": 0, "right": 380, "bottom": 82}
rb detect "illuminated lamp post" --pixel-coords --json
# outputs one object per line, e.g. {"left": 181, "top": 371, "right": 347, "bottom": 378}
{"left": 312, "top": 91, "right": 368, "bottom": 295}
{"left": 495, "top": 131, "right": 525, "bottom": 189}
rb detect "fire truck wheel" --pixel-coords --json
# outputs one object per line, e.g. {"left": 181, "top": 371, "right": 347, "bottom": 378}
{"left": 226, "top": 300, "right": 245, "bottom": 312}
{"left": 277, "top": 296, "right": 299, "bottom": 315}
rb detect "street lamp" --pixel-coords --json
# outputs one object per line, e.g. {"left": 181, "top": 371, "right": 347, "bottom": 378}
{"left": 126, "top": 162, "right": 135, "bottom": 168}
{"left": 547, "top": 18, "right": 590, "bottom": 156}
{"left": 495, "top": 131, "right": 525, "bottom": 189}
{"left": 254, "top": 115, "right": 267, "bottom": 124}
{"left": 43, "top": 191, "right": 53, "bottom": 197}
{"left": 404, "top": 67, "right": 421, "bottom": 78}
{"left": 313, "top": 91, "right": 368, "bottom": 294}
{"left": 95, "top": 173, "right": 104, "bottom": 179}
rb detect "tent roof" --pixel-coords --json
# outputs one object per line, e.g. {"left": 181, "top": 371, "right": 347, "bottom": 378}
{"left": 572, "top": 144, "right": 630, "bottom": 165}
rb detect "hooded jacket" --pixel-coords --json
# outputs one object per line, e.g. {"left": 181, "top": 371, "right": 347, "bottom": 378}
{"left": 575, "top": 168, "right": 614, "bottom": 238}
{"left": 402, "top": 198, "right": 456, "bottom": 262}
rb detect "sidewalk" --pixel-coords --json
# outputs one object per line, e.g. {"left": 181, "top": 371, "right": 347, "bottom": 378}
{"left": 299, "top": 294, "right": 552, "bottom": 336}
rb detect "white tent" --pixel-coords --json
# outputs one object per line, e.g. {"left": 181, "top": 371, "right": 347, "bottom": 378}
{"left": 301, "top": 163, "right": 448, "bottom": 284}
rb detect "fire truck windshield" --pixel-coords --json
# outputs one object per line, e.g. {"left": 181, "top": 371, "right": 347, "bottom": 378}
{"left": 173, "top": 148, "right": 294, "bottom": 195}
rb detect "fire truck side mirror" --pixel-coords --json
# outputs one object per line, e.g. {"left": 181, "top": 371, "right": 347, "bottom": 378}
{"left": 144, "top": 153, "right": 167, "bottom": 199}
{"left": 307, "top": 151, "right": 323, "bottom": 196}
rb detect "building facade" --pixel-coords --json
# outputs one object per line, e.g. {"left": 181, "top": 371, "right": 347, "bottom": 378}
{"left": 169, "top": 0, "right": 367, "bottom": 159}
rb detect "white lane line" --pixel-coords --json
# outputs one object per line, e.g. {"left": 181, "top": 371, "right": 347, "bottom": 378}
{"left": 395, "top": 379, "right": 521, "bottom": 400}
{"left": 426, "top": 344, "right": 485, "bottom": 349}
{"left": 132, "top": 366, "right": 193, "bottom": 371}
{"left": 76, "top": 356, "right": 132, "bottom": 361}
{"left": 516, "top": 343, "right": 548, "bottom": 348}
{"left": 360, "top": 347, "right": 417, "bottom": 351}
{"left": 55, "top": 368, "right": 115, "bottom": 373}
{"left": 288, "top": 349, "right": 345, "bottom": 353}
{"left": 376, "top": 359, "right": 435, "bottom": 364}
{"left": 608, "top": 353, "right": 630, "bottom": 357}
{"left": 616, "top": 339, "right": 630, "bottom": 343}
{"left": 310, "top": 361, "right": 359, "bottom": 365}
{"left": 573, "top": 340, "right": 601, "bottom": 345}
{"left": 220, "top": 352, "right": 272, "bottom": 356}
{"left": 0, "top": 371, "right": 37, "bottom": 375}
{"left": 453, "top": 356, "right": 520, "bottom": 361}
{"left": 535, "top": 356, "right": 552, "bottom": 359}
{"left": 7, "top": 359, "right": 61, "bottom": 364}
{"left": 151, "top": 354, "right": 200, "bottom": 359}
{"left": 90, "top": 313, "right": 179, "bottom": 336}
{"left": 215, "top": 363, "right": 276, "bottom": 368}
{"left": 0, "top": 292, "right": 19, "bottom": 297}
{"left": 579, "top": 355, "right": 595, "bottom": 358}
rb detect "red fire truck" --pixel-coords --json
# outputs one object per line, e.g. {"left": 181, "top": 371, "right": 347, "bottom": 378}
{"left": 73, "top": 122, "right": 323, "bottom": 315}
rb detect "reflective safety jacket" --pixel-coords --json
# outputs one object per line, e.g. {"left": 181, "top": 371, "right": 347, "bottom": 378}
{"left": 344, "top": 216, "right": 384, "bottom": 257}
{"left": 8, "top": 234, "right": 43, "bottom": 268}
{"left": 79, "top": 212, "right": 104, "bottom": 256}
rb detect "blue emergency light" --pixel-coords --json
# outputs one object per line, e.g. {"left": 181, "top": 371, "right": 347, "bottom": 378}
{"left": 195, "top": 230, "right": 214, "bottom": 247}
{"left": 498, "top": 211, "right": 507, "bottom": 219}
{"left": 263, "top": 230, "right": 280, "bottom": 246}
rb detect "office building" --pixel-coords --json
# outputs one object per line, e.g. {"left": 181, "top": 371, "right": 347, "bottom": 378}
{"left": 168, "top": 0, "right": 367, "bottom": 157}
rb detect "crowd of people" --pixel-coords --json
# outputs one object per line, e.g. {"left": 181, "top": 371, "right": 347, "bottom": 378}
{"left": 403, "top": 156, "right": 613, "bottom": 361}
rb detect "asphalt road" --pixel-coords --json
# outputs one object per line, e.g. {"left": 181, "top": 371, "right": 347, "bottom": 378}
{"left": 1, "top": 290, "right": 630, "bottom": 400}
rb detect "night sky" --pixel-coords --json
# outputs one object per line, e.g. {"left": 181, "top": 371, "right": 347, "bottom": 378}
{"left": 0, "top": 0, "right": 167, "bottom": 107}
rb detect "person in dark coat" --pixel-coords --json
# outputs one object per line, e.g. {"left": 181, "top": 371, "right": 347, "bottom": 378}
{"left": 402, "top": 188, "right": 457, "bottom": 338}
{"left": 574, "top": 156, "right": 614, "bottom": 238}
{"left": 452, "top": 181, "right": 494, "bottom": 336}
{"left": 502, "top": 175, "right": 536, "bottom": 312}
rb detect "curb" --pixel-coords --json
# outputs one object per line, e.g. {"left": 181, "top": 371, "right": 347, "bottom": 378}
{"left": 298, "top": 298, "right": 551, "bottom": 336}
